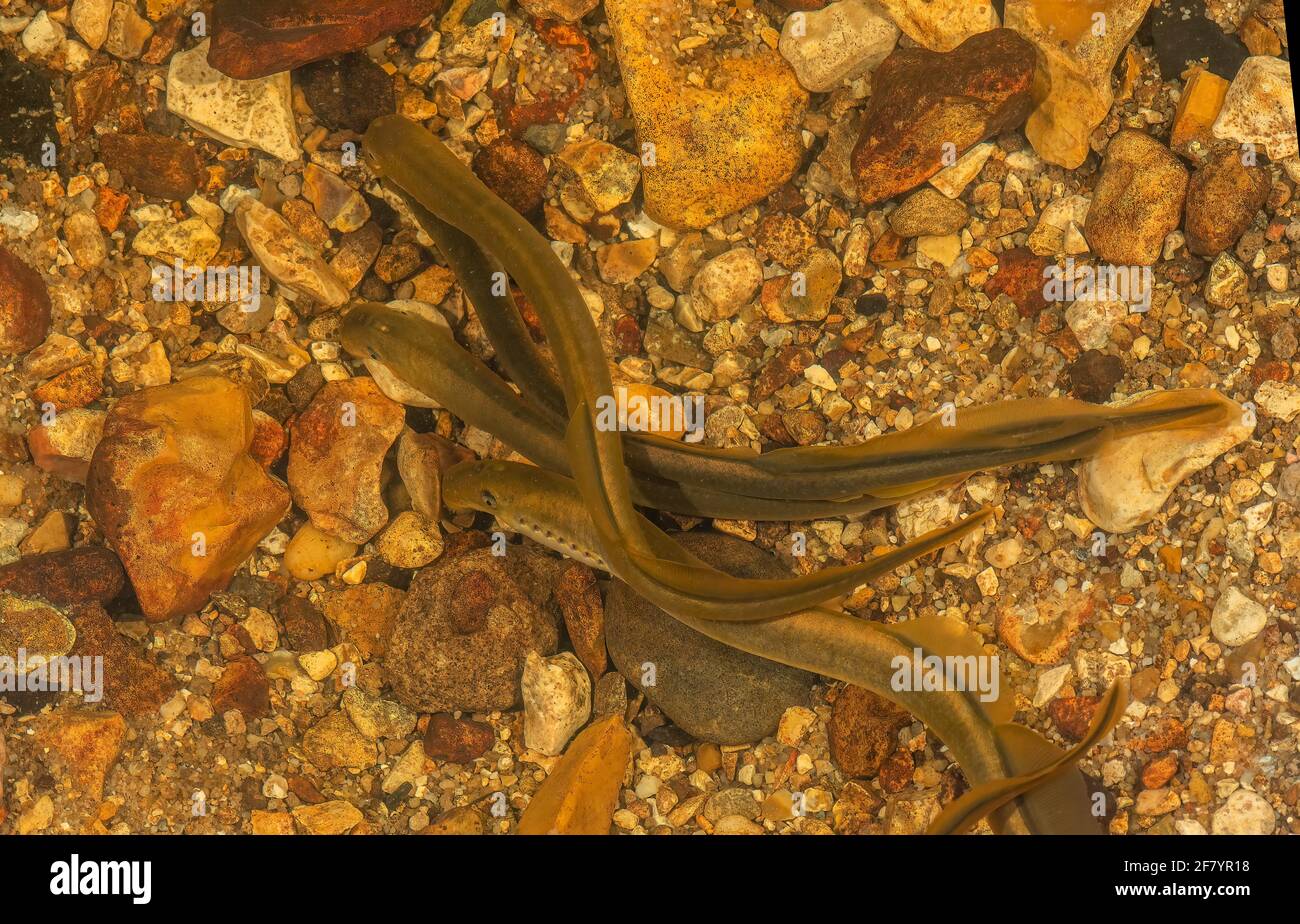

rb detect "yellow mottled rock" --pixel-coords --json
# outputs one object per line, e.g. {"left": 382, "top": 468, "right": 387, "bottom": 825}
{"left": 1171, "top": 68, "right": 1229, "bottom": 153}
{"left": 35, "top": 708, "right": 126, "bottom": 802}
{"left": 875, "top": 0, "right": 999, "bottom": 51}
{"left": 605, "top": 0, "right": 807, "bottom": 230}
{"left": 284, "top": 521, "right": 358, "bottom": 581}
{"left": 292, "top": 799, "right": 364, "bottom": 834}
{"left": 1006, "top": 0, "right": 1152, "bottom": 168}
{"left": 251, "top": 810, "right": 296, "bottom": 834}
{"left": 517, "top": 715, "right": 634, "bottom": 834}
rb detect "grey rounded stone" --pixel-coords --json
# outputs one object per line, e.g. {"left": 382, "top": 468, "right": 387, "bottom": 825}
{"left": 606, "top": 532, "right": 815, "bottom": 745}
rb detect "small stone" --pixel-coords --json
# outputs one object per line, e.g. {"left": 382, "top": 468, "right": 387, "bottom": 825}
{"left": 875, "top": 0, "right": 998, "bottom": 51}
{"left": 85, "top": 377, "right": 288, "bottom": 621}
{"left": 983, "top": 246, "right": 1051, "bottom": 317}
{"left": 889, "top": 187, "right": 968, "bottom": 237}
{"left": 762, "top": 249, "right": 841, "bottom": 324}
{"left": 0, "top": 547, "right": 125, "bottom": 606}
{"left": 522, "top": 651, "right": 591, "bottom": 756}
{"left": 21, "top": 11, "right": 65, "bottom": 57}
{"left": 62, "top": 211, "right": 108, "bottom": 271}
{"left": 691, "top": 248, "right": 762, "bottom": 322}
{"left": 288, "top": 377, "right": 404, "bottom": 544}
{"left": 131, "top": 217, "right": 221, "bottom": 267}
{"left": 211, "top": 656, "right": 270, "bottom": 718}
{"left": 1065, "top": 290, "right": 1127, "bottom": 351}
{"left": 473, "top": 137, "right": 548, "bottom": 217}
{"left": 0, "top": 593, "right": 76, "bottom": 665}
{"left": 777, "top": 0, "right": 899, "bottom": 93}
{"left": 1065, "top": 350, "right": 1124, "bottom": 402}
{"left": 851, "top": 29, "right": 1034, "bottom": 205}
{"left": 292, "top": 799, "right": 363, "bottom": 835}
{"left": 301, "top": 164, "right": 370, "bottom": 234}
{"left": 167, "top": 39, "right": 300, "bottom": 162}
{"left": 69, "top": 604, "right": 175, "bottom": 715}
{"left": 283, "top": 521, "right": 358, "bottom": 581}
{"left": 209, "top": 0, "right": 437, "bottom": 79}
{"left": 34, "top": 708, "right": 125, "bottom": 801}
{"left": 251, "top": 810, "right": 295, "bottom": 834}
{"left": 0, "top": 246, "right": 52, "bottom": 356}
{"left": 1078, "top": 391, "right": 1250, "bottom": 532}
{"left": 1210, "top": 789, "right": 1275, "bottom": 835}
{"left": 517, "top": 0, "right": 599, "bottom": 20}
{"left": 320, "top": 583, "right": 403, "bottom": 660}
{"left": 1171, "top": 67, "right": 1229, "bottom": 152}
{"left": 1183, "top": 148, "right": 1269, "bottom": 257}
{"left": 423, "top": 713, "right": 495, "bottom": 763}
{"left": 776, "top": 705, "right": 817, "bottom": 747}
{"left": 104, "top": 1, "right": 153, "bottom": 59}
{"left": 1084, "top": 130, "right": 1188, "bottom": 266}
{"left": 755, "top": 213, "right": 817, "bottom": 268}
{"left": 303, "top": 710, "right": 378, "bottom": 770}
{"left": 1210, "top": 586, "right": 1268, "bottom": 648}
{"left": 28, "top": 409, "right": 105, "bottom": 484}
{"left": 1048, "top": 695, "right": 1099, "bottom": 741}
{"left": 554, "top": 561, "right": 606, "bottom": 677}
{"left": 555, "top": 139, "right": 641, "bottom": 215}
{"left": 17, "top": 796, "right": 54, "bottom": 834}
{"left": 376, "top": 510, "right": 443, "bottom": 569}
{"left": 1211, "top": 55, "right": 1297, "bottom": 161}
{"left": 830, "top": 684, "right": 909, "bottom": 778}
{"left": 596, "top": 239, "right": 659, "bottom": 285}
{"left": 1204, "top": 252, "right": 1247, "bottom": 310}
{"left": 606, "top": 0, "right": 807, "bottom": 228}
{"left": 296, "top": 53, "right": 395, "bottom": 133}
{"left": 385, "top": 549, "right": 559, "bottom": 713}
{"left": 1134, "top": 787, "right": 1181, "bottom": 816}
{"left": 1255, "top": 381, "right": 1300, "bottom": 423}
{"left": 71, "top": 0, "right": 113, "bottom": 50}
{"left": 341, "top": 686, "right": 417, "bottom": 740}
{"left": 235, "top": 197, "right": 350, "bottom": 307}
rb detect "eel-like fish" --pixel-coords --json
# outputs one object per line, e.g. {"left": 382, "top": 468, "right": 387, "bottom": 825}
{"left": 441, "top": 456, "right": 1126, "bottom": 834}
{"left": 360, "top": 115, "right": 1238, "bottom": 503}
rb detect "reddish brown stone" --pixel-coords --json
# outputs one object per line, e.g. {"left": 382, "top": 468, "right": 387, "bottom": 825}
{"left": 281, "top": 595, "right": 330, "bottom": 651}
{"left": 99, "top": 132, "right": 200, "bottom": 201}
{"left": 208, "top": 0, "right": 444, "bottom": 80}
{"left": 851, "top": 29, "right": 1034, "bottom": 205}
{"left": 249, "top": 410, "right": 287, "bottom": 467}
{"left": 212, "top": 656, "right": 271, "bottom": 718}
{"left": 472, "top": 137, "right": 548, "bottom": 217}
{"left": 0, "top": 547, "right": 126, "bottom": 607}
{"left": 1048, "top": 695, "right": 1099, "bottom": 742}
{"left": 69, "top": 604, "right": 176, "bottom": 716}
{"left": 752, "top": 344, "right": 813, "bottom": 401}
{"left": 0, "top": 245, "right": 52, "bottom": 356}
{"left": 828, "top": 684, "right": 909, "bottom": 778}
{"left": 33, "top": 362, "right": 104, "bottom": 411}
{"left": 877, "top": 746, "right": 914, "bottom": 794}
{"left": 1138, "top": 717, "right": 1189, "bottom": 753}
{"left": 65, "top": 63, "right": 127, "bottom": 137}
{"left": 1184, "top": 148, "right": 1270, "bottom": 257}
{"left": 554, "top": 561, "right": 606, "bottom": 677}
{"left": 983, "top": 247, "right": 1051, "bottom": 317}
{"left": 422, "top": 713, "right": 495, "bottom": 764}
{"left": 1141, "top": 754, "right": 1178, "bottom": 789}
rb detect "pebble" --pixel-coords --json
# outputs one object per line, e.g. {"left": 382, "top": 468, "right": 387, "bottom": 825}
{"left": 302, "top": 164, "right": 370, "bottom": 234}
{"left": 1171, "top": 67, "right": 1229, "bottom": 153}
{"left": 167, "top": 40, "right": 300, "bottom": 162}
{"left": 852, "top": 29, "right": 1034, "bottom": 205}
{"left": 762, "top": 248, "right": 842, "bottom": 323}
{"left": 292, "top": 800, "right": 363, "bottom": 835}
{"left": 100, "top": 131, "right": 200, "bottom": 202}
{"left": 303, "top": 711, "right": 378, "bottom": 771}
{"left": 211, "top": 656, "right": 270, "bottom": 718}
{"left": 1065, "top": 289, "right": 1127, "bottom": 351}
{"left": 235, "top": 197, "right": 350, "bottom": 307}
{"left": 0, "top": 546, "right": 125, "bottom": 606}
{"left": 1204, "top": 252, "right": 1248, "bottom": 310}
{"left": 321, "top": 583, "right": 403, "bottom": 660}
{"left": 131, "top": 217, "right": 221, "bottom": 267}
{"left": 85, "top": 376, "right": 290, "bottom": 621}
{"left": 1210, "top": 586, "right": 1268, "bottom": 647}
{"left": 104, "top": 2, "right": 152, "bottom": 60}
{"left": 63, "top": 211, "right": 107, "bottom": 271}
{"left": 690, "top": 248, "right": 763, "bottom": 322}
{"left": 1255, "top": 381, "right": 1300, "bottom": 423}
{"left": 0, "top": 49, "right": 56, "bottom": 166}
{"left": 1211, "top": 55, "right": 1297, "bottom": 161}
{"left": 928, "top": 142, "right": 993, "bottom": 199}
{"left": 296, "top": 53, "right": 395, "bottom": 133}
{"left": 385, "top": 548, "right": 559, "bottom": 713}
{"left": 70, "top": 0, "right": 112, "bottom": 50}
{"left": 473, "top": 137, "right": 548, "bottom": 217}
{"left": 376, "top": 510, "right": 444, "bottom": 569}
{"left": 1005, "top": 0, "right": 1151, "bottom": 169}
{"left": 606, "top": 533, "right": 815, "bottom": 744}
{"left": 518, "top": 0, "right": 600, "bottom": 20}
{"left": 875, "top": 0, "right": 998, "bottom": 51}
{"left": 208, "top": 0, "right": 433, "bottom": 79}
{"left": 287, "top": 377, "right": 404, "bottom": 544}
{"left": 888, "top": 187, "right": 968, "bottom": 237}
{"left": 27, "top": 408, "right": 105, "bottom": 484}
{"left": 0, "top": 246, "right": 52, "bottom": 356}
{"left": 1183, "top": 148, "right": 1269, "bottom": 257}
{"left": 606, "top": 0, "right": 807, "bottom": 228}
{"left": 778, "top": 0, "right": 899, "bottom": 94}
{"left": 555, "top": 139, "right": 641, "bottom": 215}
{"left": 423, "top": 713, "right": 495, "bottom": 764}
{"left": 340, "top": 686, "right": 417, "bottom": 740}
{"left": 1078, "top": 392, "right": 1251, "bottom": 532}
{"left": 283, "top": 521, "right": 357, "bottom": 581}
{"left": 1210, "top": 789, "right": 1275, "bottom": 835}
{"left": 1084, "top": 130, "right": 1189, "bottom": 266}
{"left": 522, "top": 651, "right": 591, "bottom": 756}
{"left": 21, "top": 11, "right": 65, "bottom": 57}
{"left": 34, "top": 708, "right": 125, "bottom": 801}
{"left": 0, "top": 593, "right": 76, "bottom": 665}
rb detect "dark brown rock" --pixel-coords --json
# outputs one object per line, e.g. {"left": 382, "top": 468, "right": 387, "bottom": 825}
{"left": 851, "top": 29, "right": 1034, "bottom": 205}
{"left": 1047, "top": 695, "right": 1099, "bottom": 742}
{"left": 208, "top": 0, "right": 444, "bottom": 80}
{"left": 1066, "top": 350, "right": 1124, "bottom": 402}
{"left": 0, "top": 547, "right": 126, "bottom": 607}
{"left": 472, "top": 137, "right": 548, "bottom": 217}
{"left": 212, "top": 656, "right": 270, "bottom": 718}
{"left": 982, "top": 246, "right": 1051, "bottom": 318}
{"left": 828, "top": 683, "right": 909, "bottom": 778}
{"left": 280, "top": 594, "right": 330, "bottom": 651}
{"left": 296, "top": 53, "right": 395, "bottom": 133}
{"left": 422, "top": 713, "right": 495, "bottom": 764}
{"left": 99, "top": 132, "right": 200, "bottom": 201}
{"left": 69, "top": 605, "right": 176, "bottom": 717}
{"left": 0, "top": 245, "right": 52, "bottom": 356}
{"left": 554, "top": 561, "right": 606, "bottom": 677}
{"left": 1184, "top": 149, "right": 1270, "bottom": 257}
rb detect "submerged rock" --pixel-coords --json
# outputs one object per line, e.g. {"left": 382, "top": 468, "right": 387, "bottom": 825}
{"left": 874, "top": 0, "right": 998, "bottom": 51}
{"left": 1005, "top": 0, "right": 1151, "bottom": 169}
{"left": 778, "top": 0, "right": 898, "bottom": 93}
{"left": 287, "top": 377, "right": 404, "bottom": 544}
{"left": 208, "top": 0, "right": 440, "bottom": 80}
{"left": 1078, "top": 391, "right": 1251, "bottom": 532}
{"left": 606, "top": 532, "right": 816, "bottom": 744}
{"left": 1084, "top": 130, "right": 1188, "bottom": 267}
{"left": 234, "top": 197, "right": 350, "bottom": 307}
{"left": 606, "top": 0, "right": 808, "bottom": 229}
{"left": 851, "top": 29, "right": 1034, "bottom": 205}
{"left": 522, "top": 651, "right": 591, "bottom": 756}
{"left": 85, "top": 376, "right": 291, "bottom": 621}
{"left": 1211, "top": 55, "right": 1297, "bottom": 162}
{"left": 1183, "top": 148, "right": 1269, "bottom": 257}
{"left": 0, "top": 246, "right": 52, "bottom": 356}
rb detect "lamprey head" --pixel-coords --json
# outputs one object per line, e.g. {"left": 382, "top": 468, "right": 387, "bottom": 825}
{"left": 442, "top": 459, "right": 522, "bottom": 514}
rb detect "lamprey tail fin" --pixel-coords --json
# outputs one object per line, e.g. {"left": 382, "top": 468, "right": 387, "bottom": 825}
{"left": 985, "top": 726, "right": 1100, "bottom": 836}
{"left": 875, "top": 615, "right": 1014, "bottom": 727}
{"left": 927, "top": 679, "right": 1128, "bottom": 835}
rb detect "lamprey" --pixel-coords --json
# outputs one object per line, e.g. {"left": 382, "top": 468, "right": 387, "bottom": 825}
{"left": 442, "top": 457, "right": 1121, "bottom": 834}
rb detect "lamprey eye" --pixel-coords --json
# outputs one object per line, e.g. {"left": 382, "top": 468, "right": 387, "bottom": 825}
{"left": 480, "top": 490, "right": 497, "bottom": 509}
